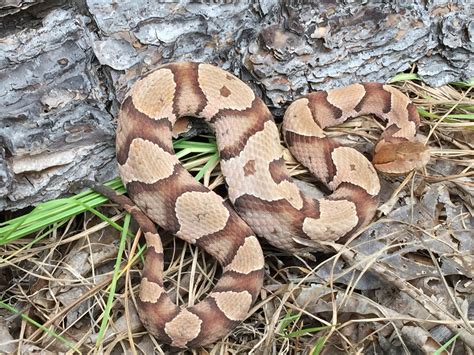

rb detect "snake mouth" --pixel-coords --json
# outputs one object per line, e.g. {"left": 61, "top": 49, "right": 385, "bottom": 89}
{"left": 372, "top": 140, "right": 430, "bottom": 175}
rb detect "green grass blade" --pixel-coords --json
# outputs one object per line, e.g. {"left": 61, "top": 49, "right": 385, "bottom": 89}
{"left": 0, "top": 301, "right": 80, "bottom": 353}
{"left": 277, "top": 311, "right": 301, "bottom": 335}
{"left": 390, "top": 72, "right": 473, "bottom": 88}
{"left": 311, "top": 336, "right": 328, "bottom": 355}
{"left": 66, "top": 199, "right": 134, "bottom": 238}
{"left": 286, "top": 325, "right": 332, "bottom": 338}
{"left": 389, "top": 73, "right": 420, "bottom": 83}
{"left": 434, "top": 334, "right": 460, "bottom": 355}
{"left": 450, "top": 77, "right": 474, "bottom": 88}
{"left": 174, "top": 140, "right": 217, "bottom": 151}
{"left": 417, "top": 108, "right": 474, "bottom": 121}
{"left": 0, "top": 181, "right": 126, "bottom": 243}
{"left": 96, "top": 213, "right": 131, "bottom": 347}
{"left": 194, "top": 152, "right": 220, "bottom": 181}
{"left": 175, "top": 148, "right": 193, "bottom": 159}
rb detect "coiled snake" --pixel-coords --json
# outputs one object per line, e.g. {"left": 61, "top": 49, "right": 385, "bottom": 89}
{"left": 104, "top": 62, "right": 430, "bottom": 348}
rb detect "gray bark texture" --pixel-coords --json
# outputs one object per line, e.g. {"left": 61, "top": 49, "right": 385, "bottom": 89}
{"left": 0, "top": 0, "right": 472, "bottom": 211}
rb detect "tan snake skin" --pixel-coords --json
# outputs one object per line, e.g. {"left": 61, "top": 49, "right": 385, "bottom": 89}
{"left": 116, "top": 62, "right": 430, "bottom": 348}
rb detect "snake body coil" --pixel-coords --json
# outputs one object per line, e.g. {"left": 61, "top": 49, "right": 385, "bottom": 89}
{"left": 116, "top": 62, "right": 429, "bottom": 348}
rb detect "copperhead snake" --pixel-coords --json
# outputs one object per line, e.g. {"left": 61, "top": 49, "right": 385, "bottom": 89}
{"left": 113, "top": 62, "right": 430, "bottom": 348}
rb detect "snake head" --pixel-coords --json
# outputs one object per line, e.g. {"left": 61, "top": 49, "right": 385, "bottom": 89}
{"left": 372, "top": 139, "right": 430, "bottom": 175}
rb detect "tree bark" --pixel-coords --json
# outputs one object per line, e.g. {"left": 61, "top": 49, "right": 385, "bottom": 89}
{"left": 0, "top": 0, "right": 472, "bottom": 210}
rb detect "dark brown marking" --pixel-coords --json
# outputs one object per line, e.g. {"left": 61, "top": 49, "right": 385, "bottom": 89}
{"left": 196, "top": 213, "right": 253, "bottom": 266}
{"left": 164, "top": 62, "right": 208, "bottom": 117}
{"left": 116, "top": 97, "right": 174, "bottom": 165}
{"left": 137, "top": 293, "right": 179, "bottom": 345}
{"left": 186, "top": 298, "right": 239, "bottom": 348}
{"left": 220, "top": 85, "right": 231, "bottom": 97}
{"left": 268, "top": 158, "right": 291, "bottom": 184}
{"left": 234, "top": 192, "right": 300, "bottom": 216}
{"left": 407, "top": 102, "right": 420, "bottom": 125}
{"left": 380, "top": 123, "right": 406, "bottom": 142}
{"left": 141, "top": 249, "right": 164, "bottom": 285}
{"left": 213, "top": 98, "right": 274, "bottom": 160}
{"left": 327, "top": 182, "right": 379, "bottom": 242}
{"left": 233, "top": 193, "right": 318, "bottom": 252}
{"left": 243, "top": 160, "right": 256, "bottom": 176}
{"left": 285, "top": 131, "right": 339, "bottom": 187}
{"left": 354, "top": 83, "right": 392, "bottom": 114}
{"left": 126, "top": 165, "right": 208, "bottom": 233}
{"left": 215, "top": 269, "right": 264, "bottom": 301}
{"left": 225, "top": 74, "right": 235, "bottom": 81}
{"left": 306, "top": 91, "right": 343, "bottom": 128}
{"left": 172, "top": 117, "right": 192, "bottom": 136}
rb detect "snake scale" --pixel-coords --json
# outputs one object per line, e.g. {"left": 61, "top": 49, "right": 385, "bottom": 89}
{"left": 114, "top": 62, "right": 430, "bottom": 348}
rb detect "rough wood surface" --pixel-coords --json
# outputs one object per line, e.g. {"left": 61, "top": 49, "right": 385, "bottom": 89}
{"left": 0, "top": 0, "right": 472, "bottom": 210}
